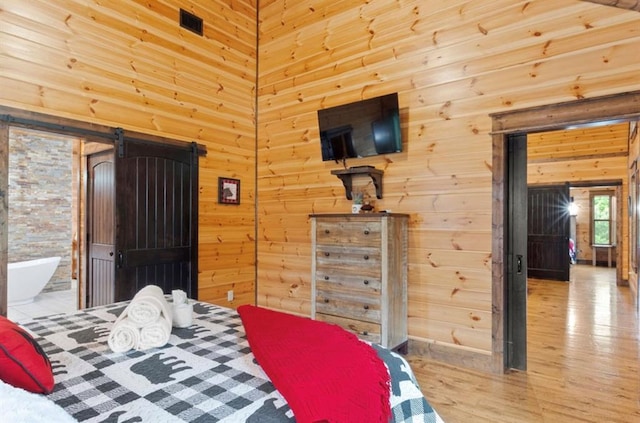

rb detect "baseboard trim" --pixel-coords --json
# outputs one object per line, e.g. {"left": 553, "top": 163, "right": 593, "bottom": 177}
{"left": 408, "top": 338, "right": 495, "bottom": 373}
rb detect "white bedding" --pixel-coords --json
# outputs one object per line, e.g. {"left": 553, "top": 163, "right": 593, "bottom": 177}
{"left": 0, "top": 379, "right": 77, "bottom": 423}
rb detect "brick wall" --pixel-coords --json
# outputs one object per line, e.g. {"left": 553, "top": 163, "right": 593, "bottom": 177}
{"left": 8, "top": 128, "right": 73, "bottom": 292}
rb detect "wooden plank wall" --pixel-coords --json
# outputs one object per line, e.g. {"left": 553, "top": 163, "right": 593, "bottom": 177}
{"left": 2, "top": 0, "right": 639, "bottom": 366}
{"left": 257, "top": 0, "right": 640, "bottom": 358}
{"left": 0, "top": 0, "right": 258, "bottom": 306}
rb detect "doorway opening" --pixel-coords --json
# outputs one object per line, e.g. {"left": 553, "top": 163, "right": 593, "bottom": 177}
{"left": 5, "top": 127, "right": 87, "bottom": 320}
{"left": 491, "top": 90, "right": 640, "bottom": 372}
{"left": 0, "top": 107, "right": 204, "bottom": 318}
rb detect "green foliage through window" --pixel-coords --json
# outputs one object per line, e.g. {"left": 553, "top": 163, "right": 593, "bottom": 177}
{"left": 593, "top": 194, "right": 612, "bottom": 245}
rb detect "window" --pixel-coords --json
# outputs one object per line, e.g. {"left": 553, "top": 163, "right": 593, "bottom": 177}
{"left": 591, "top": 192, "right": 616, "bottom": 245}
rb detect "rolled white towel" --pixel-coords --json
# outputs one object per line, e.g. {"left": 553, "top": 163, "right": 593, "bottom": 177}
{"left": 107, "top": 317, "right": 140, "bottom": 353}
{"left": 127, "top": 285, "right": 169, "bottom": 327}
{"left": 138, "top": 317, "right": 172, "bottom": 351}
{"left": 108, "top": 284, "right": 173, "bottom": 353}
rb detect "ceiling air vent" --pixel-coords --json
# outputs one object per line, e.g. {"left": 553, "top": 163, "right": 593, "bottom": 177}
{"left": 180, "top": 9, "right": 203, "bottom": 36}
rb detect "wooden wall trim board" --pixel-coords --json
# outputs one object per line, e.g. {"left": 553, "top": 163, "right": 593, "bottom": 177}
{"left": 629, "top": 120, "right": 640, "bottom": 299}
{"left": 0, "top": 122, "right": 7, "bottom": 317}
{"left": 581, "top": 0, "right": 640, "bottom": 12}
{"left": 490, "top": 129, "right": 507, "bottom": 373}
{"left": 408, "top": 338, "right": 493, "bottom": 373}
{"left": 491, "top": 91, "right": 640, "bottom": 133}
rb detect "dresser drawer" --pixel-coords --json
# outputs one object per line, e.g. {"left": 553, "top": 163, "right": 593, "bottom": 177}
{"left": 315, "top": 272, "right": 382, "bottom": 293}
{"left": 315, "top": 288, "right": 381, "bottom": 323}
{"left": 316, "top": 313, "right": 381, "bottom": 344}
{"left": 315, "top": 220, "right": 381, "bottom": 246}
{"left": 315, "top": 245, "right": 381, "bottom": 276}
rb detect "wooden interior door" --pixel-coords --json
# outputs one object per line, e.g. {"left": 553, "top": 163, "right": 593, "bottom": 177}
{"left": 527, "top": 184, "right": 570, "bottom": 281}
{"left": 87, "top": 149, "right": 115, "bottom": 307}
{"left": 114, "top": 135, "right": 199, "bottom": 301}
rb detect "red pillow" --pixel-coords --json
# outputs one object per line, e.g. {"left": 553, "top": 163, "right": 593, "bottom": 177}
{"left": 0, "top": 315, "right": 54, "bottom": 394}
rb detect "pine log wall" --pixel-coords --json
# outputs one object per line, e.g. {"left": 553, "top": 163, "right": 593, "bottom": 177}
{"left": 0, "top": 0, "right": 259, "bottom": 307}
{"left": 1, "top": 0, "right": 640, "bottom": 369}
{"left": 256, "top": 0, "right": 640, "bottom": 362}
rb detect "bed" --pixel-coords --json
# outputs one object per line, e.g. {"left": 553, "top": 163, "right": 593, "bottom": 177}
{"left": 8, "top": 299, "right": 444, "bottom": 423}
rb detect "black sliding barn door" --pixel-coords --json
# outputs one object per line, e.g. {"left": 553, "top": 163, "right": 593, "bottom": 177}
{"left": 114, "top": 133, "right": 199, "bottom": 301}
{"left": 527, "top": 184, "right": 570, "bottom": 281}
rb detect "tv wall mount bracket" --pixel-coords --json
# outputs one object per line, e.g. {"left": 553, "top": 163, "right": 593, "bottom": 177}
{"left": 331, "top": 166, "right": 383, "bottom": 200}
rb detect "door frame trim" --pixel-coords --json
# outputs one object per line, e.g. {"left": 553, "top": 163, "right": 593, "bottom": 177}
{"left": 0, "top": 108, "right": 115, "bottom": 317}
{"left": 491, "top": 90, "right": 640, "bottom": 373}
{"left": 0, "top": 106, "right": 206, "bottom": 316}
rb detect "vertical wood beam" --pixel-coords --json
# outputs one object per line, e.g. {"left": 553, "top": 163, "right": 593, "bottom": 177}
{"left": 491, "top": 130, "right": 506, "bottom": 373}
{"left": 0, "top": 122, "right": 8, "bottom": 317}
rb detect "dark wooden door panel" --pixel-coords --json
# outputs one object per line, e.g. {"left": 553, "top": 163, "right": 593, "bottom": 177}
{"left": 87, "top": 150, "right": 115, "bottom": 307}
{"left": 527, "top": 184, "right": 570, "bottom": 281}
{"left": 128, "top": 262, "right": 191, "bottom": 296}
{"left": 89, "top": 253, "right": 115, "bottom": 306}
{"left": 114, "top": 137, "right": 198, "bottom": 302}
{"left": 506, "top": 133, "right": 528, "bottom": 371}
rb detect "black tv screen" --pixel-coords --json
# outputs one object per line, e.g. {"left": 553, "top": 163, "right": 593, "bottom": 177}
{"left": 317, "top": 93, "right": 402, "bottom": 162}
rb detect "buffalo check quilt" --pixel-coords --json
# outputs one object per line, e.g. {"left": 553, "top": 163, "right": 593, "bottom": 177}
{"left": 20, "top": 301, "right": 444, "bottom": 423}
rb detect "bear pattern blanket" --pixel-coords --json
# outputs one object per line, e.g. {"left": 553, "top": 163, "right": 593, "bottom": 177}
{"left": 20, "top": 301, "right": 444, "bottom": 422}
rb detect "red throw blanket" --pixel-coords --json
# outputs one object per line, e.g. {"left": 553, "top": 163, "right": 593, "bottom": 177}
{"left": 237, "top": 305, "right": 391, "bottom": 423}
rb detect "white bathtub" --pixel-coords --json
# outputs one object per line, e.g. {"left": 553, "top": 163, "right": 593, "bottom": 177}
{"left": 8, "top": 256, "right": 61, "bottom": 306}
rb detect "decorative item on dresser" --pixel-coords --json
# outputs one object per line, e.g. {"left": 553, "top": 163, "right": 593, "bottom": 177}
{"left": 310, "top": 213, "right": 409, "bottom": 353}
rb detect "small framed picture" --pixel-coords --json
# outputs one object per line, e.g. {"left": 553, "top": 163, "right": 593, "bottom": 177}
{"left": 218, "top": 177, "right": 240, "bottom": 205}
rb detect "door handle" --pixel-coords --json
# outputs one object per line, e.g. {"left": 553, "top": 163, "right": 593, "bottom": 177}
{"left": 516, "top": 255, "right": 523, "bottom": 274}
{"left": 117, "top": 250, "right": 124, "bottom": 268}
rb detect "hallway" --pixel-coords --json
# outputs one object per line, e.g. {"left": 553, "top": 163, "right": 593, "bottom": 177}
{"left": 409, "top": 264, "right": 639, "bottom": 422}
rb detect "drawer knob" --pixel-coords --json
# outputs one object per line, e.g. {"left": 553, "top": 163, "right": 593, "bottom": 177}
{"left": 324, "top": 252, "right": 330, "bottom": 257}
{"left": 324, "top": 298, "right": 329, "bottom": 303}
{"left": 363, "top": 331, "right": 369, "bottom": 336}
{"left": 363, "top": 280, "right": 369, "bottom": 285}
{"left": 324, "top": 276, "right": 330, "bottom": 280}
{"left": 363, "top": 255, "right": 369, "bottom": 260}
{"left": 363, "top": 305, "right": 369, "bottom": 310}
{"left": 364, "top": 229, "right": 370, "bottom": 235}
{"left": 325, "top": 229, "right": 330, "bottom": 234}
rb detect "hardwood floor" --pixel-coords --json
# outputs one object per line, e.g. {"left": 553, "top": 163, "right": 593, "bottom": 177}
{"left": 409, "top": 264, "right": 639, "bottom": 422}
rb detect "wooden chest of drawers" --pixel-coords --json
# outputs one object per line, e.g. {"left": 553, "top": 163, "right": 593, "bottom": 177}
{"left": 310, "top": 213, "right": 408, "bottom": 352}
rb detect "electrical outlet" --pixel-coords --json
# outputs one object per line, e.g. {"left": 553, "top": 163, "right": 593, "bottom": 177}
{"left": 227, "top": 290, "right": 234, "bottom": 302}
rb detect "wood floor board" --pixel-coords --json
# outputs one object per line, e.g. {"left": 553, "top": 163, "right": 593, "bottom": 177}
{"left": 410, "top": 264, "right": 639, "bottom": 422}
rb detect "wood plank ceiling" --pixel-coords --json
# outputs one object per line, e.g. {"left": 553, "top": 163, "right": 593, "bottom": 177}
{"left": 582, "top": 0, "right": 640, "bottom": 11}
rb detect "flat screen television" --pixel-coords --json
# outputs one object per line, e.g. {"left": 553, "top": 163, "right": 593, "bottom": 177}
{"left": 317, "top": 93, "right": 402, "bottom": 162}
